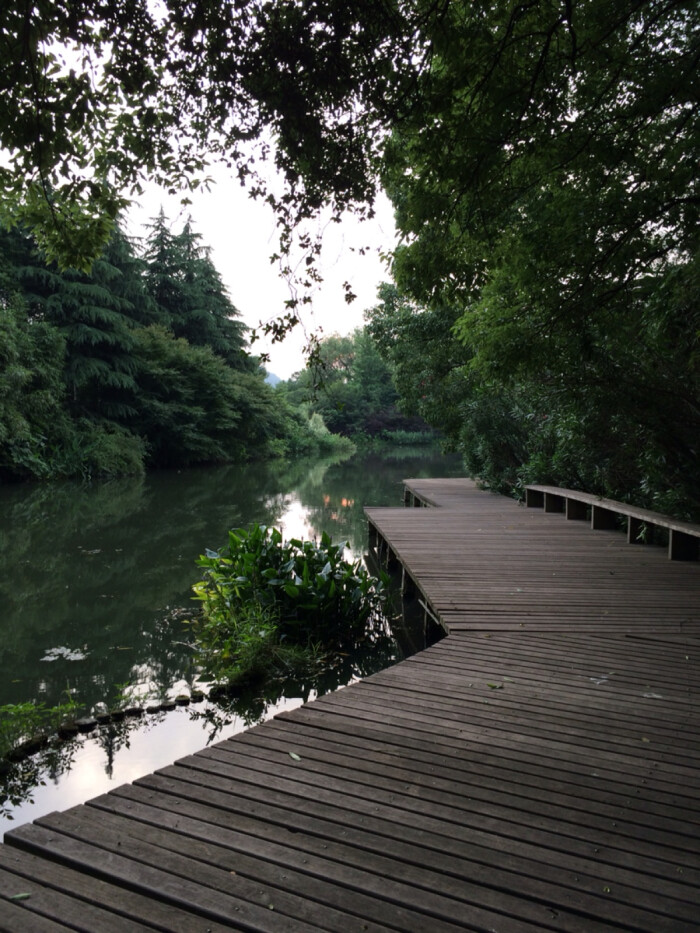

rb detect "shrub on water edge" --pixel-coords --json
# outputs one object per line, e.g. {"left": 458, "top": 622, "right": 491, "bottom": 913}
{"left": 273, "top": 408, "right": 356, "bottom": 459}
{"left": 74, "top": 422, "right": 147, "bottom": 478}
{"left": 191, "top": 523, "right": 389, "bottom": 689}
{"left": 351, "top": 429, "right": 439, "bottom": 448}
{"left": 193, "top": 601, "right": 328, "bottom": 689}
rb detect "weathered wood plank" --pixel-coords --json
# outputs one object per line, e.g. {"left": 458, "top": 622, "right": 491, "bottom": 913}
{"left": 0, "top": 899, "right": 76, "bottom": 933}
{"left": 0, "top": 864, "right": 157, "bottom": 933}
{"left": 1, "top": 476, "right": 698, "bottom": 932}
{"left": 85, "top": 788, "right": 644, "bottom": 933}
{"left": 8, "top": 818, "right": 323, "bottom": 933}
{"left": 132, "top": 765, "right": 695, "bottom": 893}
{"left": 88, "top": 772, "right": 694, "bottom": 932}
{"left": 0, "top": 843, "right": 240, "bottom": 933}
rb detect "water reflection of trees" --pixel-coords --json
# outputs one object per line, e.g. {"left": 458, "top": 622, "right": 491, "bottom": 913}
{"left": 1, "top": 448, "right": 461, "bottom": 821}
{"left": 0, "top": 709, "right": 168, "bottom": 821}
{"left": 291, "top": 448, "right": 463, "bottom": 552}
{"left": 0, "top": 460, "right": 322, "bottom": 711}
{"left": 1, "top": 448, "right": 461, "bottom": 709}
{"left": 2, "top": 613, "right": 397, "bottom": 818}
{"left": 1, "top": 740, "right": 79, "bottom": 822}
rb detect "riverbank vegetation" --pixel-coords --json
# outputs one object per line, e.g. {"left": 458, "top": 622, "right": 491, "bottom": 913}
{"left": 0, "top": 215, "right": 351, "bottom": 482}
{"left": 191, "top": 523, "right": 389, "bottom": 692}
{"left": 2, "top": 1, "right": 697, "bottom": 515}
{"left": 277, "top": 328, "right": 437, "bottom": 446}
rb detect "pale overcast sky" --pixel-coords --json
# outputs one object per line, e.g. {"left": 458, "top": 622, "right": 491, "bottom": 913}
{"left": 126, "top": 164, "right": 397, "bottom": 380}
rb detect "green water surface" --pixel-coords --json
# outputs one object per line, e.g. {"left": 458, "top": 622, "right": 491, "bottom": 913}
{"left": 0, "top": 448, "right": 463, "bottom": 834}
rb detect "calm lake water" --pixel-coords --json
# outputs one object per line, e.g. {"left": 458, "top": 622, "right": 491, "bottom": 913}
{"left": 0, "top": 447, "right": 463, "bottom": 836}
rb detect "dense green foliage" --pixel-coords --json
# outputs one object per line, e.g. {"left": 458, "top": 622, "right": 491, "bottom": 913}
{"left": 0, "top": 301, "right": 72, "bottom": 479}
{"left": 374, "top": 1, "right": 700, "bottom": 516}
{"left": 367, "top": 273, "right": 700, "bottom": 516}
{"left": 0, "top": 0, "right": 420, "bottom": 269}
{"left": 279, "top": 327, "right": 434, "bottom": 442}
{"left": 0, "top": 699, "right": 78, "bottom": 761}
{"left": 0, "top": 216, "right": 348, "bottom": 481}
{"left": 2, "top": 1, "right": 698, "bottom": 513}
{"left": 192, "top": 523, "right": 388, "bottom": 689}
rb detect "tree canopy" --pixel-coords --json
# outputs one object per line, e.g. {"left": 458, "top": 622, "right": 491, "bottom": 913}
{"left": 372, "top": 1, "right": 700, "bottom": 514}
{"left": 2, "top": 0, "right": 698, "bottom": 511}
{"left": 279, "top": 324, "right": 431, "bottom": 439}
{"left": 1, "top": 0, "right": 419, "bottom": 269}
{"left": 0, "top": 213, "right": 347, "bottom": 481}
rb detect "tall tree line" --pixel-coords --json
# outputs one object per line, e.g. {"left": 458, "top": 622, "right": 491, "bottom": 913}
{"left": 2, "top": 1, "right": 697, "bottom": 515}
{"left": 0, "top": 213, "right": 322, "bottom": 481}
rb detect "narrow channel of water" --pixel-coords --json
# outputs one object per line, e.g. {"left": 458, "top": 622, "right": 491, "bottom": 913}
{"left": 1, "top": 447, "right": 463, "bottom": 836}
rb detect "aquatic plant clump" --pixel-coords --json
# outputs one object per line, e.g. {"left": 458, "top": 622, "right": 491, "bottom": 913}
{"left": 191, "top": 523, "right": 389, "bottom": 688}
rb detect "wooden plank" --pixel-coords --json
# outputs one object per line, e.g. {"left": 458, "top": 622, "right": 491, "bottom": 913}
{"left": 0, "top": 864, "right": 157, "bottom": 933}
{"left": 0, "top": 899, "right": 76, "bottom": 933}
{"left": 8, "top": 818, "right": 325, "bottom": 933}
{"left": 9, "top": 810, "right": 536, "bottom": 933}
{"left": 230, "top": 725, "right": 699, "bottom": 832}
{"left": 1, "top": 476, "right": 698, "bottom": 932}
{"left": 247, "top": 718, "right": 699, "bottom": 826}
{"left": 279, "top": 703, "right": 695, "bottom": 807}
{"left": 90, "top": 772, "right": 694, "bottom": 932}
{"left": 84, "top": 788, "right": 641, "bottom": 933}
{"left": 0, "top": 844, "right": 241, "bottom": 933}
{"left": 170, "top": 739, "right": 700, "bottom": 869}
{"left": 133, "top": 765, "right": 695, "bottom": 893}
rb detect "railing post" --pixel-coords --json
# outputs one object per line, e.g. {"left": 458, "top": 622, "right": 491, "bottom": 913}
{"left": 368, "top": 520, "right": 378, "bottom": 549}
{"left": 402, "top": 567, "right": 416, "bottom": 597}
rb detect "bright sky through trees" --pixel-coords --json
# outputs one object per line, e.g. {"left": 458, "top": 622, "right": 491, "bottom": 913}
{"left": 2, "top": 0, "right": 697, "bottom": 514}
{"left": 127, "top": 169, "right": 396, "bottom": 378}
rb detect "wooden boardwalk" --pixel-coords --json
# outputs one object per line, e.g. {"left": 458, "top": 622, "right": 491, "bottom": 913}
{"left": 1, "top": 479, "right": 699, "bottom": 932}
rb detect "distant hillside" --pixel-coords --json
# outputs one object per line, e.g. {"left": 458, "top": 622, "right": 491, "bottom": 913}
{"left": 264, "top": 372, "right": 281, "bottom": 387}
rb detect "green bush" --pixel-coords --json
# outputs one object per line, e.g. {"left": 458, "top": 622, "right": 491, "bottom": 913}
{"left": 191, "top": 523, "right": 388, "bottom": 689}
{"left": 76, "top": 422, "right": 147, "bottom": 478}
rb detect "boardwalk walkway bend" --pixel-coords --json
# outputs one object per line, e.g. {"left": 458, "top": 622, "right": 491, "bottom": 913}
{"left": 1, "top": 479, "right": 699, "bottom": 932}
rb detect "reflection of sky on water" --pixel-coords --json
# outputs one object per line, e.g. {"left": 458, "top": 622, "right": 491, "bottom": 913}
{"left": 271, "top": 494, "right": 361, "bottom": 558}
{"left": 2, "top": 696, "right": 307, "bottom": 840}
{"left": 274, "top": 495, "right": 317, "bottom": 545}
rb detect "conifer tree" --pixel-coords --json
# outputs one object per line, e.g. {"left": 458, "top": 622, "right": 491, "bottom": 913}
{"left": 17, "top": 225, "right": 148, "bottom": 422}
{"left": 143, "top": 211, "right": 251, "bottom": 369}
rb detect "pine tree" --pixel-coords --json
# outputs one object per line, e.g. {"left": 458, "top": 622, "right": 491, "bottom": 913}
{"left": 143, "top": 211, "right": 252, "bottom": 369}
{"left": 17, "top": 225, "right": 149, "bottom": 422}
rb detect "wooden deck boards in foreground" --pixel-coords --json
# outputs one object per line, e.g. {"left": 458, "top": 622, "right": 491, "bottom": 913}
{"left": 1, "top": 479, "right": 698, "bottom": 932}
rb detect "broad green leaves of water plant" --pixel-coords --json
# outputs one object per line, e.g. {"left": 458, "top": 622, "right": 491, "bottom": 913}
{"left": 191, "top": 523, "right": 389, "bottom": 690}
{"left": 194, "top": 523, "right": 386, "bottom": 640}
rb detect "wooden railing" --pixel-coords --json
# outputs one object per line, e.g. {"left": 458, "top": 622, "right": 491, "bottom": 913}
{"left": 525, "top": 484, "right": 700, "bottom": 561}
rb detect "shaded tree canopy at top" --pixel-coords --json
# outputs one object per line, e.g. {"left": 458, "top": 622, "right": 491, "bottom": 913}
{"left": 2, "top": 0, "right": 698, "bottom": 509}
{"left": 0, "top": 0, "right": 428, "bottom": 269}
{"left": 2, "top": 1, "right": 695, "bottom": 293}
